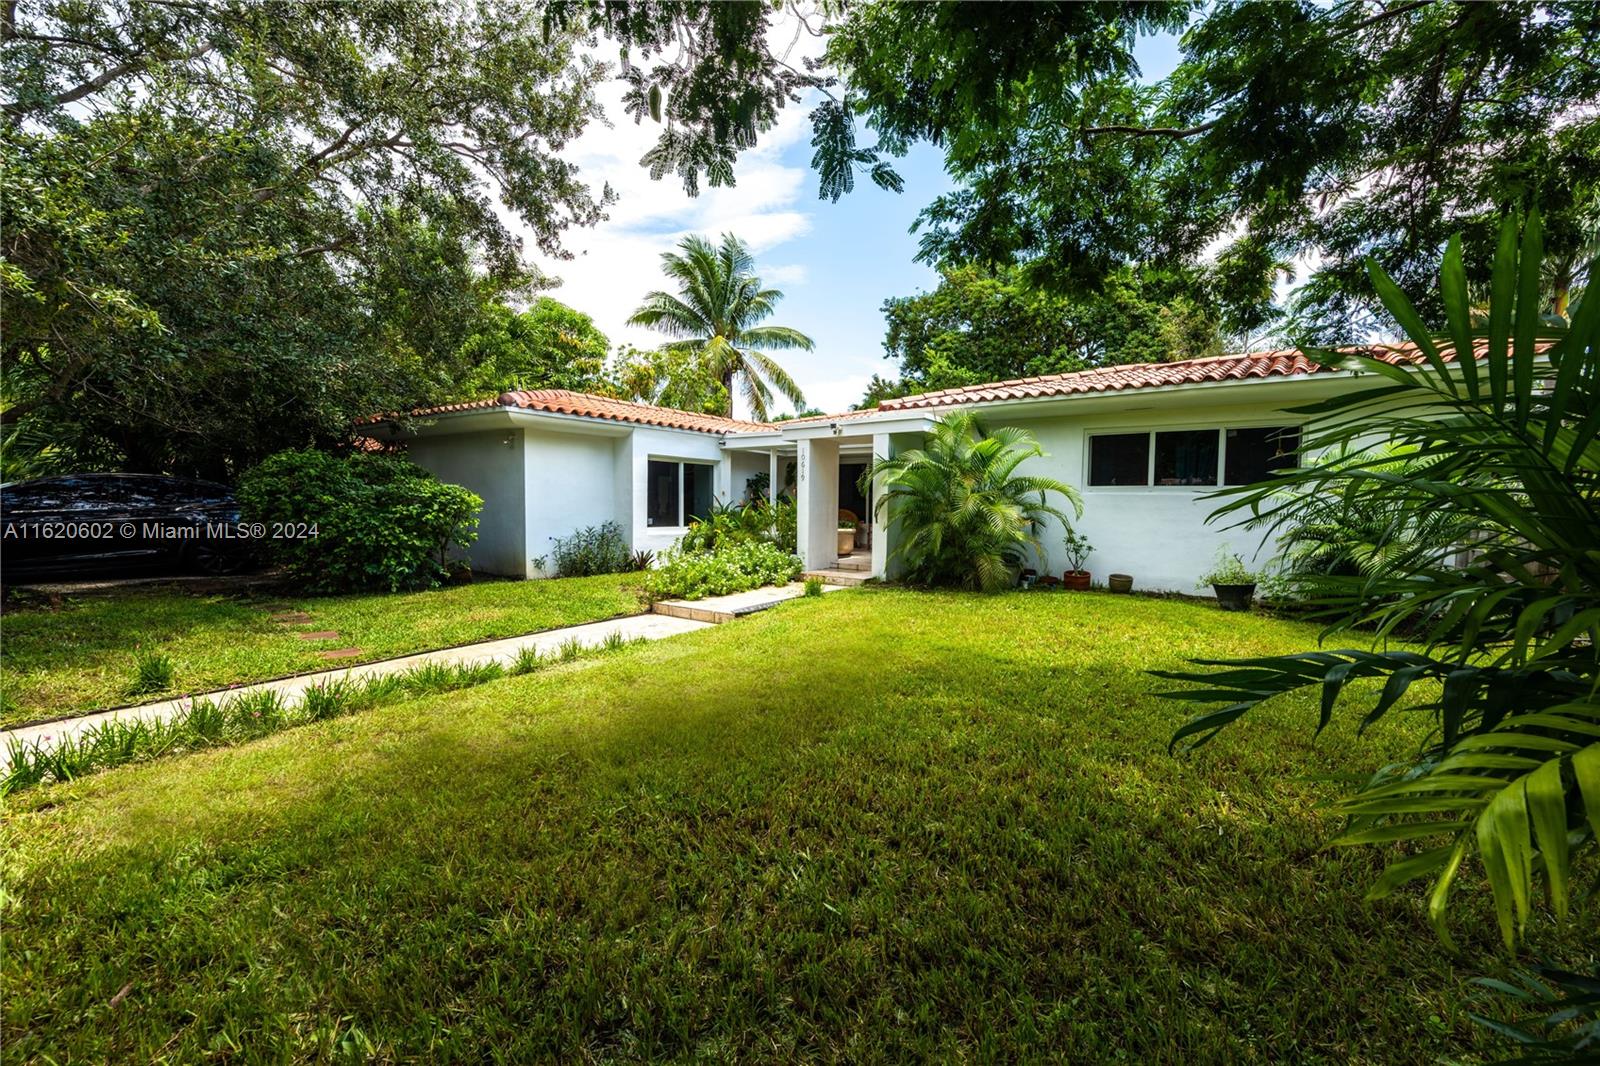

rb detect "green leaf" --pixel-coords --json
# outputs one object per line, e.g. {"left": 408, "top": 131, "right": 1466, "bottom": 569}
{"left": 1487, "top": 212, "right": 1519, "bottom": 411}
{"left": 1476, "top": 778, "right": 1534, "bottom": 948}
{"left": 1365, "top": 844, "right": 1458, "bottom": 900}
{"left": 1365, "top": 258, "right": 1452, "bottom": 389}
{"left": 1573, "top": 743, "right": 1600, "bottom": 842}
{"left": 1524, "top": 758, "right": 1570, "bottom": 917}
{"left": 1511, "top": 210, "right": 1543, "bottom": 425}
{"left": 1439, "top": 235, "right": 1479, "bottom": 399}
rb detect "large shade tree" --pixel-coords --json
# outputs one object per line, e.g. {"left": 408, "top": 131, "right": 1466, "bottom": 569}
{"left": 1, "top": 0, "right": 606, "bottom": 477}
{"left": 867, "top": 262, "right": 1225, "bottom": 406}
{"left": 455, "top": 298, "right": 612, "bottom": 399}
{"left": 583, "top": 2, "right": 1599, "bottom": 337}
{"left": 627, "top": 233, "right": 813, "bottom": 420}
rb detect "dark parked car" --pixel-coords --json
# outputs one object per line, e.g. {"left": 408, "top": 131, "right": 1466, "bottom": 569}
{"left": 0, "top": 473, "right": 260, "bottom": 583}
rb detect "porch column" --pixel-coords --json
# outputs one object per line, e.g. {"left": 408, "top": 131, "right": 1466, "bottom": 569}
{"left": 797, "top": 436, "right": 839, "bottom": 571}
{"left": 768, "top": 450, "right": 780, "bottom": 505}
{"left": 870, "top": 431, "right": 923, "bottom": 580}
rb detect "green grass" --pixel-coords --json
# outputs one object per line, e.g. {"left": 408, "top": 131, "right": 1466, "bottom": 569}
{"left": 0, "top": 574, "right": 644, "bottom": 726}
{"left": 2, "top": 590, "right": 1589, "bottom": 1062}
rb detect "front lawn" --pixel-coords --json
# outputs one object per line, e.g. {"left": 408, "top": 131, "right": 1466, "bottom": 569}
{"left": 3, "top": 590, "right": 1586, "bottom": 1061}
{"left": 0, "top": 574, "right": 644, "bottom": 726}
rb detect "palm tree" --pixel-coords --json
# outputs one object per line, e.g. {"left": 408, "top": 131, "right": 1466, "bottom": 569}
{"left": 1157, "top": 212, "right": 1600, "bottom": 953}
{"left": 627, "top": 233, "right": 813, "bottom": 420}
{"left": 866, "top": 411, "right": 1082, "bottom": 591}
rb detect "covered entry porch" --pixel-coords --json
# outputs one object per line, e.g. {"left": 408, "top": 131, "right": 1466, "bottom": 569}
{"left": 724, "top": 415, "right": 932, "bottom": 580}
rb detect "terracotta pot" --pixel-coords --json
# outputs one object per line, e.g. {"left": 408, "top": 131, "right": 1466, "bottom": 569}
{"left": 1212, "top": 582, "right": 1256, "bottom": 611}
{"left": 837, "top": 528, "right": 856, "bottom": 556}
{"left": 1062, "top": 570, "right": 1091, "bottom": 591}
{"left": 1108, "top": 573, "right": 1133, "bottom": 594}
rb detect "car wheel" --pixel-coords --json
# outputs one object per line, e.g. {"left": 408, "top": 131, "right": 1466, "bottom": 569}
{"left": 190, "top": 539, "right": 249, "bottom": 576}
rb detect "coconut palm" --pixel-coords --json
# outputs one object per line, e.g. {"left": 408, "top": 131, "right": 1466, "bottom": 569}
{"left": 627, "top": 233, "right": 813, "bottom": 420}
{"left": 866, "top": 410, "right": 1082, "bottom": 591}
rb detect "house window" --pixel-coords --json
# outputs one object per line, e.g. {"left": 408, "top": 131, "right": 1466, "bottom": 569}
{"left": 1088, "top": 433, "right": 1151, "bottom": 486}
{"left": 1224, "top": 426, "right": 1301, "bottom": 485}
{"left": 681, "top": 462, "right": 713, "bottom": 525}
{"left": 646, "top": 459, "right": 715, "bottom": 527}
{"left": 1154, "top": 429, "right": 1219, "bottom": 486}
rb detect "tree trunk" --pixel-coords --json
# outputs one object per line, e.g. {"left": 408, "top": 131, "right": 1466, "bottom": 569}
{"left": 721, "top": 369, "right": 736, "bottom": 417}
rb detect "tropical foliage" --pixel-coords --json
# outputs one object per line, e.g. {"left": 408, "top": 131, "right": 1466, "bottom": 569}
{"left": 679, "top": 499, "right": 798, "bottom": 556}
{"left": 238, "top": 450, "right": 481, "bottom": 594}
{"left": 548, "top": 522, "right": 632, "bottom": 579}
{"left": 608, "top": 344, "right": 732, "bottom": 416}
{"left": 1265, "top": 443, "right": 1481, "bottom": 604}
{"left": 646, "top": 540, "right": 802, "bottom": 601}
{"left": 1156, "top": 213, "right": 1599, "bottom": 952}
{"left": 628, "top": 233, "right": 813, "bottom": 419}
{"left": 867, "top": 411, "right": 1081, "bottom": 591}
{"left": 821, "top": 2, "right": 1599, "bottom": 337}
{"left": 456, "top": 299, "right": 612, "bottom": 398}
{"left": 868, "top": 263, "right": 1226, "bottom": 405}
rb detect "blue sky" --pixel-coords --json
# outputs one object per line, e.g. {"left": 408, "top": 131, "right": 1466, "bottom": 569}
{"left": 530, "top": 29, "right": 1186, "bottom": 418}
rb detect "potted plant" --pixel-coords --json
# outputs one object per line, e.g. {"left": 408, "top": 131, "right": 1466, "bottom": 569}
{"left": 1061, "top": 528, "right": 1093, "bottom": 590}
{"left": 1197, "top": 550, "right": 1258, "bottom": 611}
{"left": 837, "top": 518, "right": 856, "bottom": 557}
{"left": 1108, "top": 573, "right": 1133, "bottom": 594}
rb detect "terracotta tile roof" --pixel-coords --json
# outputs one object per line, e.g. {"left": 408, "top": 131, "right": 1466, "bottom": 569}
{"left": 369, "top": 341, "right": 1546, "bottom": 436}
{"left": 875, "top": 341, "right": 1518, "bottom": 412}
{"left": 367, "top": 389, "right": 768, "bottom": 434}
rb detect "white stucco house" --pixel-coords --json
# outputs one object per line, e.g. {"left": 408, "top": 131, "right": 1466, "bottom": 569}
{"left": 367, "top": 346, "right": 1428, "bottom": 591}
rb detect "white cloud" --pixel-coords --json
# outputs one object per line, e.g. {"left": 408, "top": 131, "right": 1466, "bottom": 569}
{"left": 763, "top": 263, "right": 810, "bottom": 286}
{"left": 807, "top": 373, "right": 872, "bottom": 414}
{"left": 524, "top": 56, "right": 819, "bottom": 357}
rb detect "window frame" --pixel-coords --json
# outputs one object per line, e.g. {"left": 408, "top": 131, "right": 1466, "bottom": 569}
{"left": 645, "top": 457, "right": 718, "bottom": 530}
{"left": 1221, "top": 424, "right": 1303, "bottom": 486}
{"left": 1083, "top": 420, "right": 1303, "bottom": 490}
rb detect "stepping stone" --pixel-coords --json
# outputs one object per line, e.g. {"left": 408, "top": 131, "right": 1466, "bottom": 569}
{"left": 317, "top": 648, "right": 363, "bottom": 660}
{"left": 270, "top": 612, "right": 313, "bottom": 624}
{"left": 296, "top": 630, "right": 341, "bottom": 641}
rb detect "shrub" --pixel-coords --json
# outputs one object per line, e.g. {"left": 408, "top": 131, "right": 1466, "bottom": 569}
{"left": 647, "top": 540, "right": 802, "bottom": 600}
{"left": 239, "top": 449, "right": 482, "bottom": 593}
{"left": 127, "top": 649, "right": 175, "bottom": 696}
{"left": 803, "top": 576, "right": 824, "bottom": 597}
{"left": 679, "top": 498, "right": 798, "bottom": 555}
{"left": 866, "top": 411, "right": 1081, "bottom": 591}
{"left": 549, "top": 521, "right": 630, "bottom": 577}
{"left": 1195, "top": 549, "right": 1257, "bottom": 587}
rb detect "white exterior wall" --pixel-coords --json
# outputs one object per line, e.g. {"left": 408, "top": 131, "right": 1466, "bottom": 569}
{"left": 407, "top": 429, "right": 528, "bottom": 577}
{"left": 625, "top": 427, "right": 731, "bottom": 557}
{"left": 524, "top": 427, "right": 621, "bottom": 577}
{"left": 992, "top": 399, "right": 1311, "bottom": 592}
{"left": 729, "top": 449, "right": 771, "bottom": 506}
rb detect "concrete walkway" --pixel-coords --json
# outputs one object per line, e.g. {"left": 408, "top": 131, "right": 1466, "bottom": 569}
{"left": 2, "top": 581, "right": 858, "bottom": 767}
{"left": 1, "top": 612, "right": 710, "bottom": 763}
{"left": 653, "top": 580, "right": 847, "bottom": 623}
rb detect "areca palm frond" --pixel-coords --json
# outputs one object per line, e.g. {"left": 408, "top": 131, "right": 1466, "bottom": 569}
{"left": 626, "top": 233, "right": 813, "bottom": 420}
{"left": 1155, "top": 212, "right": 1600, "bottom": 950}
{"left": 867, "top": 410, "right": 1082, "bottom": 591}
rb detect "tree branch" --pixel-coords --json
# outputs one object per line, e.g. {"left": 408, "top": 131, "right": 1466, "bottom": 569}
{"left": 1334, "top": 0, "right": 1435, "bottom": 40}
{"left": 4, "top": 41, "right": 216, "bottom": 119}
{"left": 1080, "top": 118, "right": 1221, "bottom": 139}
